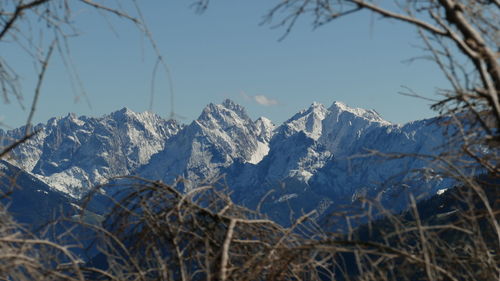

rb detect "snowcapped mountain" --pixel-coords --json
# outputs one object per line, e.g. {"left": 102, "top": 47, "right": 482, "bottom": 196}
{"left": 140, "top": 99, "right": 272, "bottom": 191}
{"left": 0, "top": 108, "right": 182, "bottom": 198}
{"left": 0, "top": 99, "right": 451, "bottom": 223}
{"left": 230, "top": 101, "right": 400, "bottom": 188}
{"left": 225, "top": 101, "right": 450, "bottom": 223}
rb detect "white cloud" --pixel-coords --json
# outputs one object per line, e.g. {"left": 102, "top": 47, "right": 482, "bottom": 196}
{"left": 254, "top": 95, "right": 278, "bottom": 106}
{"left": 240, "top": 91, "right": 279, "bottom": 107}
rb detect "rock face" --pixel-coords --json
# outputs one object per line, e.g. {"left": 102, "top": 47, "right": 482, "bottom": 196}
{"left": 0, "top": 99, "right": 451, "bottom": 222}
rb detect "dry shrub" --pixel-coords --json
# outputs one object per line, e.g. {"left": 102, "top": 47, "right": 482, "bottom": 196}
{"left": 78, "top": 175, "right": 498, "bottom": 281}
{"left": 84, "top": 177, "right": 330, "bottom": 280}
{"left": 0, "top": 204, "right": 87, "bottom": 280}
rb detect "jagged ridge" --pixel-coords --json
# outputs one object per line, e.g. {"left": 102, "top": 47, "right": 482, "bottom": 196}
{"left": 1, "top": 100, "right": 451, "bottom": 224}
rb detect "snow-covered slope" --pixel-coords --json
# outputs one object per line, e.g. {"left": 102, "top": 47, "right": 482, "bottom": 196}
{"left": 140, "top": 99, "right": 272, "bottom": 191}
{"left": 0, "top": 108, "right": 182, "bottom": 198}
{"left": 230, "top": 101, "right": 397, "bottom": 188}
{"left": 225, "top": 101, "right": 449, "bottom": 224}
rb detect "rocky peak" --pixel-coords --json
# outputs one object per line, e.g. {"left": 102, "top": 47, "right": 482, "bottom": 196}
{"left": 222, "top": 99, "right": 247, "bottom": 116}
{"left": 317, "top": 101, "right": 392, "bottom": 156}
{"left": 280, "top": 102, "right": 328, "bottom": 140}
{"left": 113, "top": 107, "right": 133, "bottom": 115}
{"left": 328, "top": 101, "right": 390, "bottom": 125}
{"left": 108, "top": 107, "right": 161, "bottom": 122}
{"left": 255, "top": 117, "right": 275, "bottom": 142}
{"left": 197, "top": 100, "right": 253, "bottom": 131}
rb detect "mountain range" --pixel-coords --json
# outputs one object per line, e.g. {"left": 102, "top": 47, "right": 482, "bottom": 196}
{"left": 0, "top": 99, "right": 453, "bottom": 223}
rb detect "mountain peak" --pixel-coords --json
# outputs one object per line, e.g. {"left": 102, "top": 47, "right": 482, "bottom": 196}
{"left": 221, "top": 98, "right": 237, "bottom": 108}
{"left": 57, "top": 112, "right": 85, "bottom": 126}
{"left": 107, "top": 107, "right": 138, "bottom": 122}
{"left": 281, "top": 102, "right": 328, "bottom": 140}
{"left": 255, "top": 117, "right": 275, "bottom": 142}
{"left": 329, "top": 101, "right": 390, "bottom": 124}
{"left": 305, "top": 102, "right": 327, "bottom": 115}
{"left": 221, "top": 99, "right": 247, "bottom": 116}
{"left": 118, "top": 106, "right": 132, "bottom": 112}
{"left": 198, "top": 100, "right": 250, "bottom": 126}
{"left": 66, "top": 112, "right": 77, "bottom": 118}
{"left": 289, "top": 102, "right": 327, "bottom": 120}
{"left": 112, "top": 107, "right": 135, "bottom": 117}
{"left": 310, "top": 101, "right": 324, "bottom": 108}
{"left": 255, "top": 116, "right": 274, "bottom": 125}
{"left": 108, "top": 107, "right": 161, "bottom": 123}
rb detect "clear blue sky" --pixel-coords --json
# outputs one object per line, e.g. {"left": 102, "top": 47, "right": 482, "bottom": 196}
{"left": 0, "top": 0, "right": 448, "bottom": 128}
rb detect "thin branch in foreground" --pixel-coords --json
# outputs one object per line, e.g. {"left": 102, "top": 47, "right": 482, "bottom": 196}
{"left": 25, "top": 40, "right": 55, "bottom": 136}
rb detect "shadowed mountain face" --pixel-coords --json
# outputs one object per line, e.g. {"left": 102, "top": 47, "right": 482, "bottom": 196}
{"left": 0, "top": 160, "right": 75, "bottom": 228}
{"left": 1, "top": 99, "right": 453, "bottom": 223}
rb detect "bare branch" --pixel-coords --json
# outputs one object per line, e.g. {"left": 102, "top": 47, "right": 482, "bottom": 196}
{"left": 25, "top": 40, "right": 55, "bottom": 136}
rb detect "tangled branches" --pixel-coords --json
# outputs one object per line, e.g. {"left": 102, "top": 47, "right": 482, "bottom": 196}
{"left": 78, "top": 176, "right": 498, "bottom": 280}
